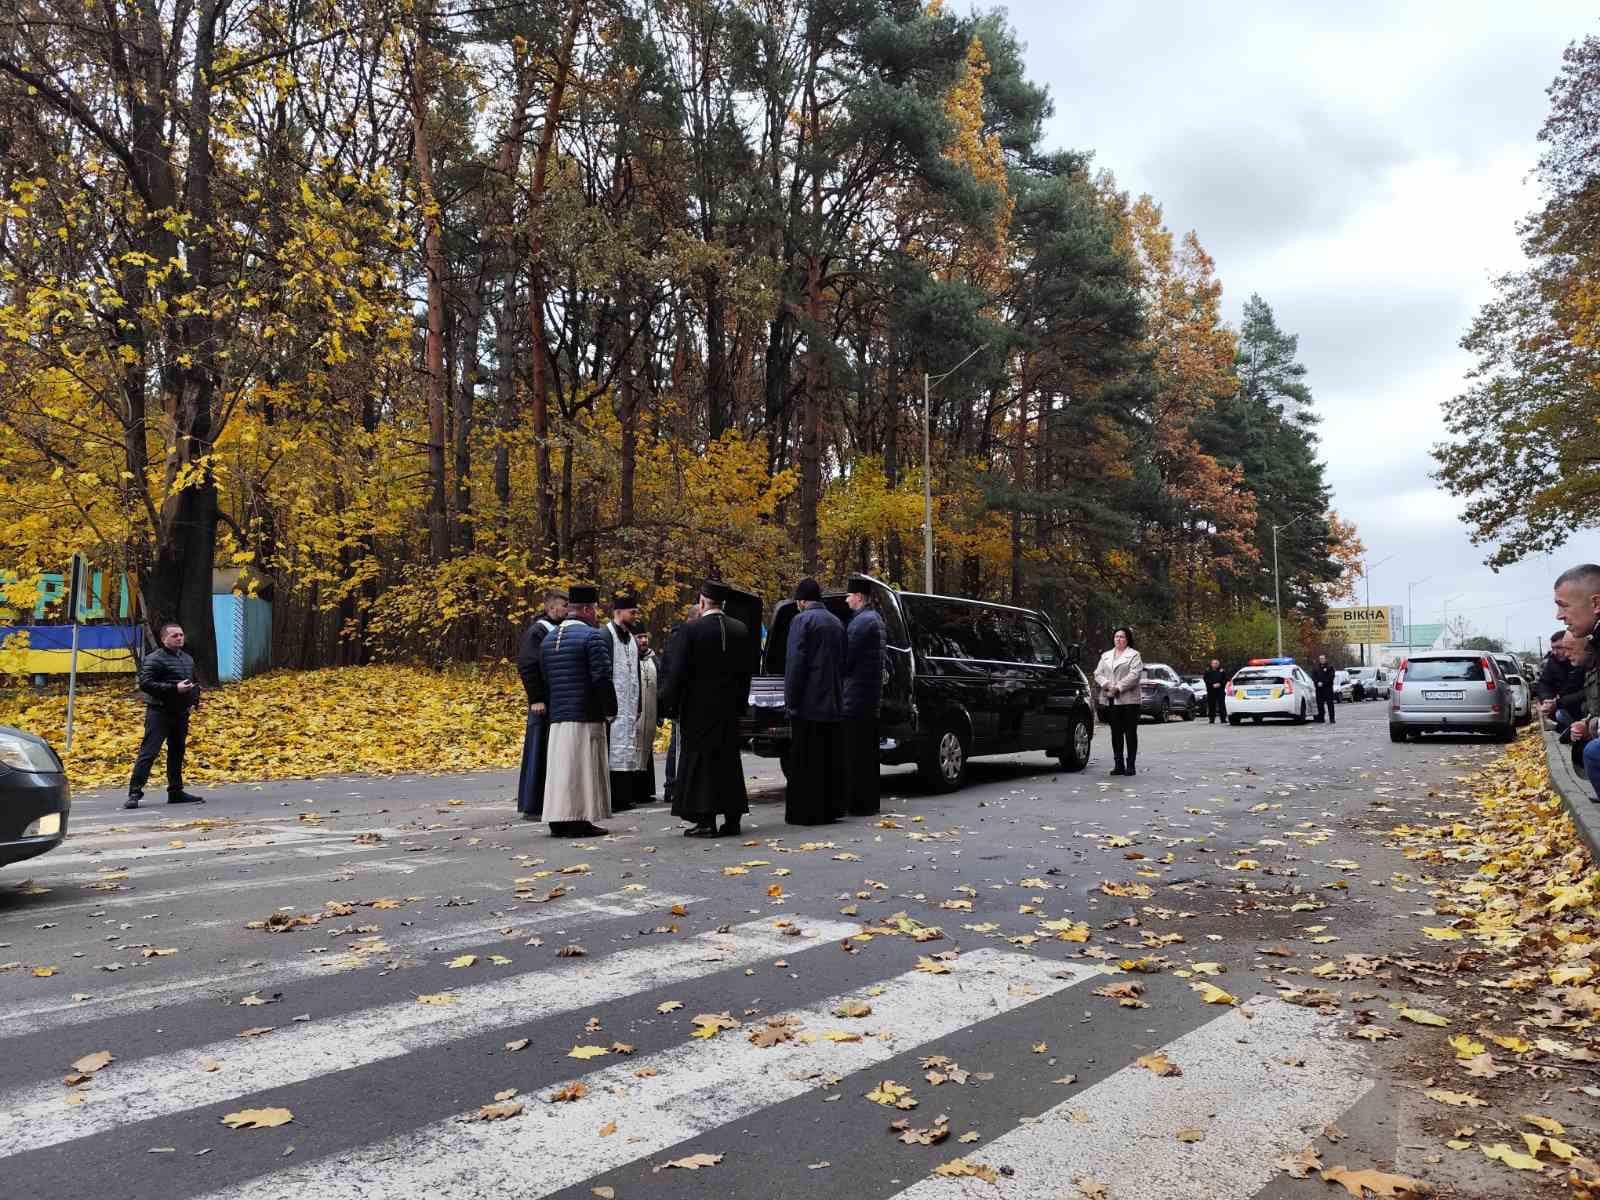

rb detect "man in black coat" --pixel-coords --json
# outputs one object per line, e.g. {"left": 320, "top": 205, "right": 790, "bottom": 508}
{"left": 783, "top": 578, "right": 846, "bottom": 826}
{"left": 841, "top": 577, "right": 885, "bottom": 816}
{"left": 125, "top": 621, "right": 205, "bottom": 809}
{"left": 661, "top": 580, "right": 753, "bottom": 838}
{"left": 1202, "top": 658, "right": 1228, "bottom": 725}
{"left": 514, "top": 588, "right": 568, "bottom": 820}
{"left": 1311, "top": 655, "right": 1338, "bottom": 724}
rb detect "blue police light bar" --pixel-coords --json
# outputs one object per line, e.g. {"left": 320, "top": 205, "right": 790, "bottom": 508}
{"left": 1246, "top": 657, "right": 1296, "bottom": 666}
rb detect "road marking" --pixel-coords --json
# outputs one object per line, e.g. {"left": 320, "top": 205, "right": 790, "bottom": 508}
{"left": 0, "top": 889, "right": 700, "bottom": 1037}
{"left": 884, "top": 998, "right": 1371, "bottom": 1200}
{"left": 197, "top": 950, "right": 1107, "bottom": 1200}
{"left": 0, "top": 917, "right": 858, "bottom": 1157}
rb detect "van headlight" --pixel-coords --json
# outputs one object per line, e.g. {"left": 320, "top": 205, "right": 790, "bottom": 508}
{"left": 0, "top": 733, "right": 61, "bottom": 772}
{"left": 22, "top": 813, "right": 61, "bottom": 838}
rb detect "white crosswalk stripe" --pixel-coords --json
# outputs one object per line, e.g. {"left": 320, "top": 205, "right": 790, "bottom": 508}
{"left": 0, "top": 888, "right": 701, "bottom": 1038}
{"left": 198, "top": 949, "right": 1108, "bottom": 1200}
{"left": 0, "top": 917, "right": 856, "bottom": 1158}
{"left": 885, "top": 998, "right": 1369, "bottom": 1200}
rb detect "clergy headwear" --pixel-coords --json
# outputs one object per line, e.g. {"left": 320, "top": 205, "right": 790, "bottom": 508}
{"left": 700, "top": 580, "right": 731, "bottom": 603}
{"left": 846, "top": 576, "right": 872, "bottom": 595}
{"left": 612, "top": 593, "right": 639, "bottom": 611}
{"left": 794, "top": 578, "right": 823, "bottom": 603}
{"left": 569, "top": 584, "right": 599, "bottom": 605}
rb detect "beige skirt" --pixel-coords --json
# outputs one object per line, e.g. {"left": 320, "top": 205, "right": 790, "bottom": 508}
{"left": 543, "top": 722, "right": 612, "bottom": 823}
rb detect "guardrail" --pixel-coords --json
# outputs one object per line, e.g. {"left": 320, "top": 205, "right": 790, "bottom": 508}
{"left": 1539, "top": 717, "right": 1600, "bottom": 861}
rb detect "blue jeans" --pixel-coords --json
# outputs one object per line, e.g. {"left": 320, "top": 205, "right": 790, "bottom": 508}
{"left": 1584, "top": 737, "right": 1600, "bottom": 801}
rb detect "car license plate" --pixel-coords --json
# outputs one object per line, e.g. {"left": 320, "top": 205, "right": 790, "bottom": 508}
{"left": 1247, "top": 688, "right": 1268, "bottom": 698}
{"left": 1425, "top": 690, "right": 1464, "bottom": 700}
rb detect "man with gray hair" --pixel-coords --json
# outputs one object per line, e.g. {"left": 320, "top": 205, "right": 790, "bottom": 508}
{"left": 1553, "top": 564, "right": 1600, "bottom": 799}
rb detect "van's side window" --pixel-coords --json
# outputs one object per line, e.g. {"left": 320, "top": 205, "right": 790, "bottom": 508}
{"left": 1024, "top": 620, "right": 1061, "bottom": 666}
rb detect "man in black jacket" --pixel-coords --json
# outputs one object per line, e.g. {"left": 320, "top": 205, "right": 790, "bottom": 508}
{"left": 514, "top": 588, "right": 568, "bottom": 820}
{"left": 1202, "top": 658, "right": 1228, "bottom": 725}
{"left": 841, "top": 578, "right": 885, "bottom": 816}
{"left": 1311, "top": 655, "right": 1338, "bottom": 724}
{"left": 783, "top": 578, "right": 846, "bottom": 826}
{"left": 661, "top": 581, "right": 752, "bottom": 838}
{"left": 125, "top": 622, "right": 205, "bottom": 809}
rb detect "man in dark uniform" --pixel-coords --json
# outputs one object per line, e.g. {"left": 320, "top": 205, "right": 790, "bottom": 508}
{"left": 841, "top": 577, "right": 884, "bottom": 816}
{"left": 125, "top": 621, "right": 205, "bottom": 809}
{"left": 661, "top": 580, "right": 753, "bottom": 838}
{"left": 1202, "top": 658, "right": 1228, "bottom": 725}
{"left": 515, "top": 588, "right": 568, "bottom": 820}
{"left": 784, "top": 578, "right": 846, "bottom": 825}
{"left": 1311, "top": 655, "right": 1338, "bottom": 724}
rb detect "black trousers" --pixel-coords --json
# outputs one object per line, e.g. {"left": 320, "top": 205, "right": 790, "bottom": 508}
{"left": 663, "top": 723, "right": 680, "bottom": 802}
{"left": 1315, "top": 689, "right": 1336, "bottom": 723}
{"left": 1106, "top": 703, "right": 1139, "bottom": 768}
{"left": 842, "top": 716, "right": 880, "bottom": 816}
{"left": 129, "top": 707, "right": 189, "bottom": 797}
{"left": 1206, "top": 690, "right": 1227, "bottom": 722}
{"left": 785, "top": 718, "right": 846, "bottom": 825}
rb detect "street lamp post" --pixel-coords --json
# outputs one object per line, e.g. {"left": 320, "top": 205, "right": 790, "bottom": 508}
{"left": 1357, "top": 554, "right": 1395, "bottom": 666}
{"left": 1406, "top": 577, "right": 1431, "bottom": 653}
{"left": 1272, "top": 510, "right": 1317, "bottom": 659}
{"left": 1440, "top": 592, "right": 1464, "bottom": 648}
{"left": 922, "top": 345, "right": 985, "bottom": 594}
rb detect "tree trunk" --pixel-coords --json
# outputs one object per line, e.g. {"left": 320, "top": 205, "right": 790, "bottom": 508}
{"left": 455, "top": 285, "right": 481, "bottom": 553}
{"left": 409, "top": 9, "right": 450, "bottom": 562}
{"left": 796, "top": 27, "right": 824, "bottom": 577}
{"left": 528, "top": 0, "right": 586, "bottom": 566}
{"left": 1011, "top": 387, "right": 1027, "bottom": 605}
{"left": 884, "top": 336, "right": 902, "bottom": 585}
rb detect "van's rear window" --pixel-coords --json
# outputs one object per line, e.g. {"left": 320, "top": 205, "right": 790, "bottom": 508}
{"left": 1403, "top": 659, "right": 1485, "bottom": 682}
{"left": 1232, "top": 671, "right": 1287, "bottom": 684}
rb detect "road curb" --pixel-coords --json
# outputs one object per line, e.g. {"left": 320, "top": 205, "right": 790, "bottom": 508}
{"left": 1540, "top": 717, "right": 1600, "bottom": 860}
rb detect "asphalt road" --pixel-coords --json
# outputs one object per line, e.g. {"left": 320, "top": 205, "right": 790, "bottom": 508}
{"left": 0, "top": 699, "right": 1518, "bottom": 1200}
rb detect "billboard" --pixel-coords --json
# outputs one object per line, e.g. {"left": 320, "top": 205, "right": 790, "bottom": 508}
{"left": 1323, "top": 605, "right": 1397, "bottom": 643}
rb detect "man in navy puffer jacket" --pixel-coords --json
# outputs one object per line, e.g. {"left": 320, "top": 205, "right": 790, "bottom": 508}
{"left": 783, "top": 578, "right": 845, "bottom": 825}
{"left": 540, "top": 585, "right": 614, "bottom": 837}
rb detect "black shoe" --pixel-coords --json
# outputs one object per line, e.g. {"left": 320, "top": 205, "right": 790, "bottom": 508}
{"left": 1110, "top": 765, "right": 1125, "bottom": 776}
{"left": 684, "top": 823, "right": 718, "bottom": 838}
{"left": 123, "top": 795, "right": 141, "bottom": 810}
{"left": 577, "top": 821, "right": 607, "bottom": 837}
{"left": 1125, "top": 765, "right": 1137, "bottom": 777}
{"left": 715, "top": 822, "right": 742, "bottom": 838}
{"left": 167, "top": 792, "right": 205, "bottom": 805}
{"left": 612, "top": 801, "right": 636, "bottom": 813}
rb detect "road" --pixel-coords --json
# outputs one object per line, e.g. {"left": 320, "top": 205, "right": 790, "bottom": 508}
{"left": 0, "top": 699, "right": 1517, "bottom": 1200}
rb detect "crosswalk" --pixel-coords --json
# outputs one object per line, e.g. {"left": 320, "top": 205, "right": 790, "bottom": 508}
{"left": 0, "top": 882, "right": 1376, "bottom": 1200}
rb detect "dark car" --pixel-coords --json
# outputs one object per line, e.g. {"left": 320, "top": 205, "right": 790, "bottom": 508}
{"left": 0, "top": 725, "right": 71, "bottom": 867}
{"left": 1138, "top": 663, "right": 1196, "bottom": 722}
{"left": 740, "top": 577, "right": 1095, "bottom": 792}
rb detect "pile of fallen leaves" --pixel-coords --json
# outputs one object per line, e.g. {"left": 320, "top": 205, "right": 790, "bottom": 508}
{"left": 1384, "top": 734, "right": 1600, "bottom": 1193}
{"left": 0, "top": 664, "right": 527, "bottom": 789}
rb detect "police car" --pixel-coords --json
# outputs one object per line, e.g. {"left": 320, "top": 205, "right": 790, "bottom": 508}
{"left": 1225, "top": 658, "right": 1315, "bottom": 725}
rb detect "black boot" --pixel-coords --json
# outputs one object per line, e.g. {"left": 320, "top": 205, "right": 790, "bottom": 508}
{"left": 1110, "top": 762, "right": 1125, "bottom": 776}
{"left": 123, "top": 793, "right": 142, "bottom": 810}
{"left": 167, "top": 791, "right": 205, "bottom": 805}
{"left": 716, "top": 820, "right": 742, "bottom": 838}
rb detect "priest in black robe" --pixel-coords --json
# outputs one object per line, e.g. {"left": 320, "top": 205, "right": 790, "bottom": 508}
{"left": 661, "top": 580, "right": 753, "bottom": 838}
{"left": 841, "top": 577, "right": 885, "bottom": 816}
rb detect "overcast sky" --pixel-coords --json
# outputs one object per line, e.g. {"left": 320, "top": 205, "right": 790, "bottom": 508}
{"left": 1002, "top": 1, "right": 1594, "bottom": 652}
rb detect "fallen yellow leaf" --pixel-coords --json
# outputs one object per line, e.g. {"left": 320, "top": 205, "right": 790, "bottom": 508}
{"left": 1480, "top": 1141, "right": 1545, "bottom": 1171}
{"left": 220, "top": 1107, "right": 294, "bottom": 1130}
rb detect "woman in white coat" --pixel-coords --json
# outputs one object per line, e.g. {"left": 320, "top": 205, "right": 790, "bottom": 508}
{"left": 1093, "top": 626, "right": 1144, "bottom": 777}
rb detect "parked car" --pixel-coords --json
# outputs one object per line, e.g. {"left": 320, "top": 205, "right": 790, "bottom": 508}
{"left": 1344, "top": 666, "right": 1392, "bottom": 701}
{"left": 1389, "top": 652, "right": 1516, "bottom": 742}
{"left": 1225, "top": 659, "right": 1315, "bottom": 724}
{"left": 1492, "top": 653, "right": 1534, "bottom": 725}
{"left": 0, "top": 725, "right": 71, "bottom": 868}
{"left": 741, "top": 578, "right": 1096, "bottom": 792}
{"left": 1181, "top": 675, "right": 1207, "bottom": 705}
{"left": 1139, "top": 663, "right": 1196, "bottom": 722}
{"left": 1333, "top": 669, "right": 1354, "bottom": 701}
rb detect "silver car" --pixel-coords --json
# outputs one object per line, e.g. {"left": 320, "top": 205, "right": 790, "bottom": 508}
{"left": 1492, "top": 653, "right": 1533, "bottom": 724}
{"left": 1388, "top": 651, "right": 1516, "bottom": 743}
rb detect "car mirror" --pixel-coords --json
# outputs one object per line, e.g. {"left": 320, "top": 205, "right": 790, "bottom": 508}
{"left": 1064, "top": 643, "right": 1081, "bottom": 667}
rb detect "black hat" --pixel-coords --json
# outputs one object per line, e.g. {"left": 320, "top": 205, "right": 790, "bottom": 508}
{"left": 846, "top": 576, "right": 872, "bottom": 595}
{"left": 569, "top": 584, "right": 599, "bottom": 605}
{"left": 700, "top": 579, "right": 730, "bottom": 603}
{"left": 612, "top": 593, "right": 639, "bottom": 610}
{"left": 794, "top": 578, "right": 823, "bottom": 603}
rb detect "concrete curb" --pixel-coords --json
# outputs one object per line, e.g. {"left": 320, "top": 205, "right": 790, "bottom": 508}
{"left": 1540, "top": 717, "right": 1600, "bottom": 861}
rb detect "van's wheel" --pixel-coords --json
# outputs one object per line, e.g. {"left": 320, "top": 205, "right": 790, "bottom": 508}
{"left": 1056, "top": 716, "right": 1091, "bottom": 772}
{"left": 918, "top": 721, "right": 969, "bottom": 792}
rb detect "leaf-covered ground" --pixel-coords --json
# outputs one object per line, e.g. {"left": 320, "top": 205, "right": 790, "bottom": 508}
{"left": 1372, "top": 734, "right": 1600, "bottom": 1197}
{"left": 0, "top": 665, "right": 532, "bottom": 790}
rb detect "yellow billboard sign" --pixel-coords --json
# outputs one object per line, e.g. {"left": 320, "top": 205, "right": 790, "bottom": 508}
{"left": 1323, "top": 606, "right": 1394, "bottom": 642}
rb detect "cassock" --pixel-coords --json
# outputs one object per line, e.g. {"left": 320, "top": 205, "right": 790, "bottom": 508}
{"left": 637, "top": 649, "right": 660, "bottom": 798}
{"left": 605, "top": 619, "right": 644, "bottom": 810}
{"left": 515, "top": 614, "right": 558, "bottom": 816}
{"left": 541, "top": 616, "right": 613, "bottom": 828}
{"left": 841, "top": 601, "right": 885, "bottom": 816}
{"left": 783, "top": 590, "right": 846, "bottom": 826}
{"left": 661, "top": 609, "right": 752, "bottom": 827}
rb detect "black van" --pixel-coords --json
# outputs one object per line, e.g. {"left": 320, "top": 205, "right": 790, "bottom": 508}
{"left": 740, "top": 577, "right": 1095, "bottom": 791}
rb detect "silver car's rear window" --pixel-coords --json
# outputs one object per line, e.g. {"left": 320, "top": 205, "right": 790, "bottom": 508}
{"left": 1404, "top": 658, "right": 1486, "bottom": 682}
